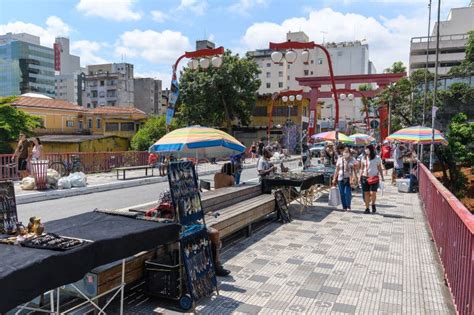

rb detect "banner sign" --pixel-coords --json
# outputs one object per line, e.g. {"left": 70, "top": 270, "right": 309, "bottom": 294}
{"left": 307, "top": 110, "right": 316, "bottom": 138}
{"left": 166, "top": 79, "right": 179, "bottom": 125}
{"left": 53, "top": 43, "right": 61, "bottom": 71}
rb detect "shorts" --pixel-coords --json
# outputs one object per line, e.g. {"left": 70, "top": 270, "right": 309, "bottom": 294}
{"left": 360, "top": 176, "right": 379, "bottom": 192}
{"left": 18, "top": 158, "right": 28, "bottom": 171}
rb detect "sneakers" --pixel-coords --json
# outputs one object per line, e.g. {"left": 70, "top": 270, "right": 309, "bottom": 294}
{"left": 372, "top": 204, "right": 376, "bottom": 213}
{"left": 364, "top": 208, "right": 370, "bottom": 214}
{"left": 215, "top": 265, "right": 231, "bottom": 277}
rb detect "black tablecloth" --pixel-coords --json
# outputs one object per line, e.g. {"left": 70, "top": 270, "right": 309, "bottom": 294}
{"left": 303, "top": 166, "right": 336, "bottom": 186}
{"left": 0, "top": 212, "right": 181, "bottom": 313}
{"left": 262, "top": 174, "right": 324, "bottom": 193}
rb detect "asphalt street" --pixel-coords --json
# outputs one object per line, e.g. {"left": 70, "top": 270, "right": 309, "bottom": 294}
{"left": 17, "top": 160, "right": 301, "bottom": 223}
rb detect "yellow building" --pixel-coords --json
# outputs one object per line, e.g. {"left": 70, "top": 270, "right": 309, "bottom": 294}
{"left": 11, "top": 95, "right": 147, "bottom": 152}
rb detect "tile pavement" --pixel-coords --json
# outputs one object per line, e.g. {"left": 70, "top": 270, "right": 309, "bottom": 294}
{"left": 122, "top": 181, "right": 455, "bottom": 314}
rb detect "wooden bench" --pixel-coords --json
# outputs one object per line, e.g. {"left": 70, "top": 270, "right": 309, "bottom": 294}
{"left": 115, "top": 165, "right": 154, "bottom": 180}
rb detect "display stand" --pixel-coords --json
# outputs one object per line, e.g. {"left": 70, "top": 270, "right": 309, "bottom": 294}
{"left": 167, "top": 161, "right": 218, "bottom": 308}
{"left": 0, "top": 180, "right": 18, "bottom": 234}
{"left": 274, "top": 190, "right": 292, "bottom": 223}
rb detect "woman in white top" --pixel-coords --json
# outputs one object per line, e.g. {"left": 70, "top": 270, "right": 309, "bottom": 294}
{"left": 31, "top": 137, "right": 43, "bottom": 161}
{"left": 332, "top": 147, "right": 358, "bottom": 211}
{"left": 360, "top": 144, "right": 384, "bottom": 213}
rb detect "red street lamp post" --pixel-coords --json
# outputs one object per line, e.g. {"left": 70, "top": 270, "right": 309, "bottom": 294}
{"left": 166, "top": 46, "right": 225, "bottom": 128}
{"left": 269, "top": 41, "right": 340, "bottom": 130}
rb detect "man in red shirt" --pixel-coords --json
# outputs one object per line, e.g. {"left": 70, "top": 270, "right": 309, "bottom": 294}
{"left": 381, "top": 141, "right": 392, "bottom": 175}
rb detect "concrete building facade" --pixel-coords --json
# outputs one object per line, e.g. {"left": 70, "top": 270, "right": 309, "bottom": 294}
{"left": 409, "top": 1, "right": 474, "bottom": 75}
{"left": 53, "top": 37, "right": 83, "bottom": 104}
{"left": 0, "top": 33, "right": 55, "bottom": 97}
{"left": 82, "top": 63, "right": 134, "bottom": 108}
{"left": 134, "top": 78, "right": 162, "bottom": 115}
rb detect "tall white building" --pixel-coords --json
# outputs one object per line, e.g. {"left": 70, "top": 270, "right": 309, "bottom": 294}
{"left": 248, "top": 31, "right": 375, "bottom": 95}
{"left": 82, "top": 63, "right": 134, "bottom": 108}
{"left": 409, "top": 1, "right": 474, "bottom": 75}
{"left": 53, "top": 37, "right": 82, "bottom": 104}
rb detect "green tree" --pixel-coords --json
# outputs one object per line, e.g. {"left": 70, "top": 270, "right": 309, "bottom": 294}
{"left": 383, "top": 61, "right": 406, "bottom": 74}
{"left": 435, "top": 113, "right": 474, "bottom": 198}
{"left": 448, "top": 30, "right": 474, "bottom": 77}
{"left": 0, "top": 96, "right": 41, "bottom": 153}
{"left": 130, "top": 116, "right": 181, "bottom": 151}
{"left": 177, "top": 50, "right": 261, "bottom": 133}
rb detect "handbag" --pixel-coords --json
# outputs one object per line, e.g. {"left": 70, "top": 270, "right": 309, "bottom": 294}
{"left": 328, "top": 187, "right": 341, "bottom": 207}
{"left": 365, "top": 157, "right": 379, "bottom": 185}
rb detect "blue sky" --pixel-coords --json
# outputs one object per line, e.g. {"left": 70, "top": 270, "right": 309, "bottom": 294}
{"left": 0, "top": 0, "right": 469, "bottom": 87}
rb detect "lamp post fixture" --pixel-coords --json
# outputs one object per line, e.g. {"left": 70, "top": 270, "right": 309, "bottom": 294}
{"left": 166, "top": 46, "right": 225, "bottom": 127}
{"left": 269, "top": 40, "right": 340, "bottom": 130}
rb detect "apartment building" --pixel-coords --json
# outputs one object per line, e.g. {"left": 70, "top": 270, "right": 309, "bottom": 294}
{"left": 134, "top": 78, "right": 162, "bottom": 115}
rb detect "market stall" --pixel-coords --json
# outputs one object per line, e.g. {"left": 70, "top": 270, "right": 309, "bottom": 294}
{"left": 0, "top": 211, "right": 180, "bottom": 314}
{"left": 262, "top": 173, "right": 324, "bottom": 211}
{"left": 303, "top": 165, "right": 336, "bottom": 186}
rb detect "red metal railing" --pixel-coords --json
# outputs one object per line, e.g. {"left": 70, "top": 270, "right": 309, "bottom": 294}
{"left": 418, "top": 163, "right": 474, "bottom": 315}
{"left": 0, "top": 151, "right": 149, "bottom": 180}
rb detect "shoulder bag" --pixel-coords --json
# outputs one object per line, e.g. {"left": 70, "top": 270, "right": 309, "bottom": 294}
{"left": 366, "top": 157, "right": 379, "bottom": 185}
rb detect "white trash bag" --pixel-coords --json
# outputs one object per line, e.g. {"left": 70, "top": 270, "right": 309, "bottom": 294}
{"left": 328, "top": 186, "right": 341, "bottom": 207}
{"left": 67, "top": 172, "right": 87, "bottom": 187}
{"left": 58, "top": 177, "right": 72, "bottom": 189}
{"left": 20, "top": 176, "right": 35, "bottom": 190}
{"left": 47, "top": 168, "right": 60, "bottom": 188}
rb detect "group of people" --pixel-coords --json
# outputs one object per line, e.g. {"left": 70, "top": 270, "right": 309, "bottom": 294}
{"left": 12, "top": 133, "right": 44, "bottom": 179}
{"left": 330, "top": 143, "right": 384, "bottom": 213}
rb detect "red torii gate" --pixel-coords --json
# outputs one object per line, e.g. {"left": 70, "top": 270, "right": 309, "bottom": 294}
{"left": 295, "top": 73, "right": 406, "bottom": 141}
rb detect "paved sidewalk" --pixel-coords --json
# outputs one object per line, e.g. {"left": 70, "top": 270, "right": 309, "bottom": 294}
{"left": 129, "top": 182, "right": 454, "bottom": 314}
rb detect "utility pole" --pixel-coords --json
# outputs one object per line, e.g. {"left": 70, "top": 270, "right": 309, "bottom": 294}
{"left": 420, "top": 0, "right": 432, "bottom": 162}
{"left": 429, "top": 0, "right": 441, "bottom": 172}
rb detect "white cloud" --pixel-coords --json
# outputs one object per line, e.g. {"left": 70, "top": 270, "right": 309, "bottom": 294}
{"left": 0, "top": 16, "right": 71, "bottom": 47}
{"left": 71, "top": 40, "right": 108, "bottom": 66}
{"left": 240, "top": 7, "right": 431, "bottom": 72}
{"left": 151, "top": 10, "right": 166, "bottom": 23}
{"left": 228, "top": 0, "right": 270, "bottom": 15}
{"left": 135, "top": 70, "right": 172, "bottom": 88}
{"left": 76, "top": 0, "right": 141, "bottom": 21}
{"left": 177, "top": 0, "right": 208, "bottom": 16}
{"left": 115, "top": 29, "right": 192, "bottom": 65}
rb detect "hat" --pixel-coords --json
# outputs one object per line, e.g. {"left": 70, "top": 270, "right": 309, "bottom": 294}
{"left": 326, "top": 141, "right": 334, "bottom": 146}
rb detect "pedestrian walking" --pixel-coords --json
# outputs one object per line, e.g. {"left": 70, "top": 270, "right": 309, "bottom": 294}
{"left": 332, "top": 147, "right": 358, "bottom": 211}
{"left": 257, "top": 139, "right": 265, "bottom": 157}
{"left": 301, "top": 144, "right": 310, "bottom": 169}
{"left": 250, "top": 141, "right": 257, "bottom": 161}
{"left": 360, "top": 144, "right": 384, "bottom": 213}
{"left": 323, "top": 141, "right": 336, "bottom": 166}
{"left": 30, "top": 137, "right": 43, "bottom": 161}
{"left": 232, "top": 153, "right": 243, "bottom": 185}
{"left": 12, "top": 133, "right": 31, "bottom": 179}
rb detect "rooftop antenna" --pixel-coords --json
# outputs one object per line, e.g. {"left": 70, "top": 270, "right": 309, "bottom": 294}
{"left": 321, "top": 31, "right": 327, "bottom": 44}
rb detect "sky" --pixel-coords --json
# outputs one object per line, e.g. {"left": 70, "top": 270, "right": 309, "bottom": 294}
{"left": 0, "top": 0, "right": 469, "bottom": 88}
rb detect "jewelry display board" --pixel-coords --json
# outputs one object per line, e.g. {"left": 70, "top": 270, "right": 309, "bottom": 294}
{"left": 167, "top": 161, "right": 204, "bottom": 225}
{"left": 274, "top": 190, "right": 292, "bottom": 223}
{"left": 180, "top": 226, "right": 217, "bottom": 301}
{"left": 0, "top": 181, "right": 18, "bottom": 234}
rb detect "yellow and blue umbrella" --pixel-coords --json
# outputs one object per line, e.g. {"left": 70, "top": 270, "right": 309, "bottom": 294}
{"left": 386, "top": 126, "right": 447, "bottom": 145}
{"left": 149, "top": 126, "right": 246, "bottom": 158}
{"left": 349, "top": 133, "right": 376, "bottom": 146}
{"left": 311, "top": 131, "right": 354, "bottom": 144}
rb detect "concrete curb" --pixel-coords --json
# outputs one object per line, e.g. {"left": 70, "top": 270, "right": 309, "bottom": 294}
{"left": 16, "top": 157, "right": 301, "bottom": 205}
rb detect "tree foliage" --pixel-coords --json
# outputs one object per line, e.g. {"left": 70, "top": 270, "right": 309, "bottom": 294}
{"left": 177, "top": 50, "right": 261, "bottom": 133}
{"left": 383, "top": 61, "right": 406, "bottom": 74}
{"left": 0, "top": 96, "right": 41, "bottom": 153}
{"left": 448, "top": 30, "right": 474, "bottom": 77}
{"left": 130, "top": 115, "right": 181, "bottom": 151}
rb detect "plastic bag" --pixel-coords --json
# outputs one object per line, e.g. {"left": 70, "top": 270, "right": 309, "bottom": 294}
{"left": 58, "top": 177, "right": 72, "bottom": 189}
{"left": 47, "top": 169, "right": 60, "bottom": 188}
{"left": 379, "top": 181, "right": 384, "bottom": 196}
{"left": 328, "top": 187, "right": 341, "bottom": 207}
{"left": 20, "top": 176, "right": 35, "bottom": 190}
{"left": 67, "top": 172, "right": 87, "bottom": 187}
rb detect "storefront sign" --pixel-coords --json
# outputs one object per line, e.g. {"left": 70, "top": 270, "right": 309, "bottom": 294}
{"left": 54, "top": 43, "right": 61, "bottom": 71}
{"left": 166, "top": 79, "right": 179, "bottom": 125}
{"left": 307, "top": 109, "right": 316, "bottom": 137}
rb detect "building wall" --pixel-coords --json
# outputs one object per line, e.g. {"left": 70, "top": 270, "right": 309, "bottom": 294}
{"left": 433, "top": 4, "right": 474, "bottom": 36}
{"left": 134, "top": 78, "right": 162, "bottom": 115}
{"left": 16, "top": 106, "right": 83, "bottom": 132}
{"left": 82, "top": 63, "right": 134, "bottom": 108}
{"left": 0, "top": 39, "right": 55, "bottom": 97}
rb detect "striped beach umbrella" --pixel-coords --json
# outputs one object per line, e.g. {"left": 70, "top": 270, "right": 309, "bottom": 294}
{"left": 386, "top": 126, "right": 447, "bottom": 145}
{"left": 349, "top": 133, "right": 376, "bottom": 146}
{"left": 311, "top": 131, "right": 354, "bottom": 144}
{"left": 149, "top": 126, "right": 246, "bottom": 158}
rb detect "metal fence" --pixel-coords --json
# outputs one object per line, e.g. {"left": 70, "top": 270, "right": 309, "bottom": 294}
{"left": 0, "top": 151, "right": 149, "bottom": 180}
{"left": 418, "top": 163, "right": 474, "bottom": 315}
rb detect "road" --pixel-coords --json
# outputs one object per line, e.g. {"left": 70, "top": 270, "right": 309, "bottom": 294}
{"left": 17, "top": 160, "right": 301, "bottom": 223}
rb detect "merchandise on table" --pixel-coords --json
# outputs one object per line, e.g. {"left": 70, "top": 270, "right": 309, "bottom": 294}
{"left": 20, "top": 233, "right": 86, "bottom": 251}
{"left": 0, "top": 181, "right": 18, "bottom": 235}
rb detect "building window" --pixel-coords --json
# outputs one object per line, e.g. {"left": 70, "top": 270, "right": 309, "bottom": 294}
{"left": 87, "top": 103, "right": 91, "bottom": 108}
{"left": 310, "top": 71, "right": 313, "bottom": 75}
{"left": 311, "top": 60, "right": 314, "bottom": 64}
{"left": 107, "top": 90, "right": 116, "bottom": 97}
{"left": 100, "top": 80, "right": 105, "bottom": 86}
{"left": 304, "top": 70, "right": 309, "bottom": 76}
{"left": 278, "top": 71, "right": 283, "bottom": 77}
{"left": 38, "top": 117, "right": 45, "bottom": 128}
{"left": 105, "top": 122, "right": 119, "bottom": 131}
{"left": 266, "top": 63, "right": 271, "bottom": 67}
{"left": 92, "top": 102, "right": 97, "bottom": 108}
{"left": 266, "top": 72, "right": 271, "bottom": 78}
{"left": 287, "top": 65, "right": 290, "bottom": 69}
{"left": 278, "top": 82, "right": 283, "bottom": 88}
{"left": 287, "top": 75, "right": 290, "bottom": 80}
{"left": 107, "top": 79, "right": 116, "bottom": 86}
{"left": 120, "top": 122, "right": 135, "bottom": 131}
{"left": 66, "top": 120, "right": 74, "bottom": 128}
{"left": 107, "top": 101, "right": 116, "bottom": 106}
{"left": 87, "top": 119, "right": 92, "bottom": 129}
{"left": 318, "top": 58, "right": 323, "bottom": 64}
{"left": 91, "top": 90, "right": 98, "bottom": 98}
{"left": 96, "top": 118, "right": 101, "bottom": 129}
{"left": 337, "top": 51, "right": 343, "bottom": 56}
{"left": 266, "top": 83, "right": 271, "bottom": 88}
{"left": 99, "top": 91, "right": 105, "bottom": 98}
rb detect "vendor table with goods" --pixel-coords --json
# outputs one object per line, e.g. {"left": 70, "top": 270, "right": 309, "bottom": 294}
{"left": 0, "top": 211, "right": 180, "bottom": 314}
{"left": 303, "top": 165, "right": 336, "bottom": 186}
{"left": 262, "top": 173, "right": 324, "bottom": 211}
